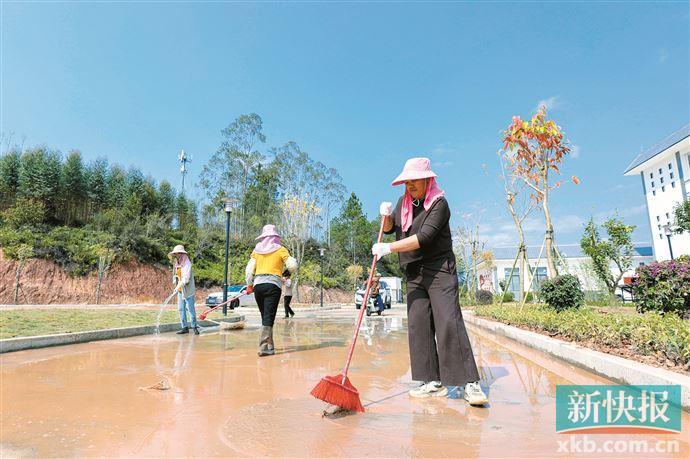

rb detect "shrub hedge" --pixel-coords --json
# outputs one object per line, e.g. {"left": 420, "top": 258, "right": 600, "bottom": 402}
{"left": 474, "top": 303, "right": 690, "bottom": 369}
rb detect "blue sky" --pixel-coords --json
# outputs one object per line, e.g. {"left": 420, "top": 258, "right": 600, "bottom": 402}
{"left": 2, "top": 1, "right": 688, "bottom": 248}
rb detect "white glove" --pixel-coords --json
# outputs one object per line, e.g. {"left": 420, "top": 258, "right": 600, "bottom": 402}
{"left": 379, "top": 201, "right": 393, "bottom": 216}
{"left": 371, "top": 243, "right": 392, "bottom": 258}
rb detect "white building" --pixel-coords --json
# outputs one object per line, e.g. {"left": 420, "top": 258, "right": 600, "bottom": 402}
{"left": 477, "top": 244, "right": 654, "bottom": 299}
{"left": 623, "top": 124, "right": 690, "bottom": 260}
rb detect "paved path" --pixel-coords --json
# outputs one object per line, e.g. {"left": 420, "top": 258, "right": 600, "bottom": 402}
{"left": 2, "top": 304, "right": 688, "bottom": 457}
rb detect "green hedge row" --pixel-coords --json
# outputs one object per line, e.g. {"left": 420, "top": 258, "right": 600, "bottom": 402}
{"left": 473, "top": 304, "right": 690, "bottom": 369}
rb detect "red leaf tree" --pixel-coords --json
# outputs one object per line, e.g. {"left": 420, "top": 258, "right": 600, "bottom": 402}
{"left": 501, "top": 106, "right": 573, "bottom": 277}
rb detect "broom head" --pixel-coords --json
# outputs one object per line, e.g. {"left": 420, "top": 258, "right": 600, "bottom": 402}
{"left": 310, "top": 374, "right": 364, "bottom": 412}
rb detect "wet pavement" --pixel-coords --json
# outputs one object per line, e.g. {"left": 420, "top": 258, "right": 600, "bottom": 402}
{"left": 1, "top": 306, "right": 688, "bottom": 458}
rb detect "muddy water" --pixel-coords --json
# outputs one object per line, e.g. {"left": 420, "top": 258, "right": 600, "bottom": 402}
{"left": 1, "top": 315, "right": 688, "bottom": 458}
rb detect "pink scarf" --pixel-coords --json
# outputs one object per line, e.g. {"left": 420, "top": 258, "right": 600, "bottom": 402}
{"left": 401, "top": 178, "right": 445, "bottom": 232}
{"left": 254, "top": 235, "right": 282, "bottom": 255}
{"left": 174, "top": 254, "right": 192, "bottom": 268}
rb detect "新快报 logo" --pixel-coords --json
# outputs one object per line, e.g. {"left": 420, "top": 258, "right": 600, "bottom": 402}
{"left": 556, "top": 385, "right": 681, "bottom": 434}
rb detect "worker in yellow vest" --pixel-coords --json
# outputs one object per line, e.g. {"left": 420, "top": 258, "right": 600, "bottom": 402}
{"left": 245, "top": 225, "right": 297, "bottom": 356}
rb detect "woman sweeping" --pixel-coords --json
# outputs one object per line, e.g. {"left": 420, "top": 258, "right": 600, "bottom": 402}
{"left": 245, "top": 225, "right": 297, "bottom": 356}
{"left": 371, "top": 157, "right": 488, "bottom": 406}
{"left": 169, "top": 245, "right": 199, "bottom": 335}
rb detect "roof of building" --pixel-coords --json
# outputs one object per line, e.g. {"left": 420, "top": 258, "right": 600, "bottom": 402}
{"left": 623, "top": 124, "right": 690, "bottom": 175}
{"left": 490, "top": 243, "right": 653, "bottom": 261}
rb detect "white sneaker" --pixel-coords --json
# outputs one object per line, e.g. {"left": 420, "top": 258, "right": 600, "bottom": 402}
{"left": 409, "top": 381, "right": 448, "bottom": 398}
{"left": 464, "top": 381, "right": 488, "bottom": 406}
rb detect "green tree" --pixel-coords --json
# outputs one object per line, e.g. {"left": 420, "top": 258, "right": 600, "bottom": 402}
{"left": 87, "top": 158, "right": 109, "bottom": 215}
{"left": 17, "top": 148, "right": 62, "bottom": 221}
{"left": 158, "top": 180, "right": 177, "bottom": 224}
{"left": 61, "top": 151, "right": 87, "bottom": 225}
{"left": 106, "top": 164, "right": 128, "bottom": 209}
{"left": 580, "top": 216, "right": 636, "bottom": 296}
{"left": 0, "top": 150, "right": 20, "bottom": 210}
{"left": 244, "top": 162, "right": 280, "bottom": 235}
{"left": 673, "top": 199, "right": 690, "bottom": 233}
{"left": 330, "top": 193, "right": 376, "bottom": 267}
{"left": 199, "top": 113, "right": 266, "bottom": 238}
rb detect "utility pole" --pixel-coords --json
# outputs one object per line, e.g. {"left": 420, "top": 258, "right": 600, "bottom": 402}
{"left": 319, "top": 248, "right": 326, "bottom": 307}
{"left": 178, "top": 149, "right": 192, "bottom": 195}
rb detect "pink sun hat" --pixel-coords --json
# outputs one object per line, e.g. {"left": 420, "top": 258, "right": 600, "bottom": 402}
{"left": 256, "top": 224, "right": 281, "bottom": 240}
{"left": 391, "top": 157, "right": 438, "bottom": 186}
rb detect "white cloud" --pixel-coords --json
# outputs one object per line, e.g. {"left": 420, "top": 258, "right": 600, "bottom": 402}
{"left": 658, "top": 48, "right": 669, "bottom": 63}
{"left": 433, "top": 161, "right": 454, "bottom": 169}
{"left": 535, "top": 96, "right": 559, "bottom": 112}
{"left": 570, "top": 144, "right": 581, "bottom": 159}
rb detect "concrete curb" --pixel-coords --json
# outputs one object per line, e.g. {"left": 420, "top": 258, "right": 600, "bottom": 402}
{"left": 0, "top": 315, "right": 245, "bottom": 354}
{"left": 464, "top": 311, "right": 690, "bottom": 410}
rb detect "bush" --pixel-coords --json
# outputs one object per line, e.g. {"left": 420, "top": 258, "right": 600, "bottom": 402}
{"left": 633, "top": 256, "right": 690, "bottom": 317}
{"left": 494, "top": 291, "right": 514, "bottom": 303}
{"left": 2, "top": 198, "right": 45, "bottom": 228}
{"left": 476, "top": 289, "right": 493, "bottom": 305}
{"left": 539, "top": 274, "right": 584, "bottom": 311}
{"left": 525, "top": 292, "right": 534, "bottom": 302}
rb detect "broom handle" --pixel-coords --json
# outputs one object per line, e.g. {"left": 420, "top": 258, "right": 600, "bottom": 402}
{"left": 341, "top": 215, "right": 386, "bottom": 383}
{"left": 199, "top": 286, "right": 248, "bottom": 319}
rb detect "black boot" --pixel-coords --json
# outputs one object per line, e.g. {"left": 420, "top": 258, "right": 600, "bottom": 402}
{"left": 193, "top": 326, "right": 200, "bottom": 335}
{"left": 176, "top": 327, "right": 189, "bottom": 334}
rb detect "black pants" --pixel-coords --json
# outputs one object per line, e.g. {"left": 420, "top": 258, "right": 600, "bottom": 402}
{"left": 406, "top": 263, "right": 480, "bottom": 386}
{"left": 284, "top": 295, "right": 294, "bottom": 317}
{"left": 254, "top": 283, "right": 282, "bottom": 327}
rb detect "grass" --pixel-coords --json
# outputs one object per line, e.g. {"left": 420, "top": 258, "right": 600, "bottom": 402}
{"left": 473, "top": 303, "right": 690, "bottom": 371}
{"left": 0, "top": 309, "right": 182, "bottom": 339}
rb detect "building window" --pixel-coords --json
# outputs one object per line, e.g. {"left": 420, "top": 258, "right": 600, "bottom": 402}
{"left": 668, "top": 163, "right": 672, "bottom": 170}
{"left": 651, "top": 181, "right": 655, "bottom": 188}
{"left": 659, "top": 168, "right": 663, "bottom": 175}
{"left": 656, "top": 215, "right": 660, "bottom": 221}
{"left": 666, "top": 212, "right": 670, "bottom": 219}
{"left": 662, "top": 186, "right": 665, "bottom": 192}
{"left": 504, "top": 268, "right": 520, "bottom": 296}
{"left": 658, "top": 224, "right": 661, "bottom": 230}
{"left": 661, "top": 177, "right": 664, "bottom": 184}
{"left": 653, "top": 190, "right": 656, "bottom": 196}
{"left": 650, "top": 172, "right": 654, "bottom": 179}
{"left": 639, "top": 262, "right": 645, "bottom": 267}
{"left": 670, "top": 172, "right": 674, "bottom": 179}
{"left": 660, "top": 234, "right": 663, "bottom": 240}
{"left": 672, "top": 181, "right": 676, "bottom": 188}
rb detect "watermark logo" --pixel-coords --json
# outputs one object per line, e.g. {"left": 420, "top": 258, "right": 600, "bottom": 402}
{"left": 556, "top": 385, "right": 681, "bottom": 434}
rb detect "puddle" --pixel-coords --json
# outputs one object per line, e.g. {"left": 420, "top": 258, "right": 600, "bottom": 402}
{"left": 1, "top": 315, "right": 688, "bottom": 457}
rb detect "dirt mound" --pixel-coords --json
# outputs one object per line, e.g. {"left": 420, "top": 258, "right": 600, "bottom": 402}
{"left": 0, "top": 251, "right": 353, "bottom": 305}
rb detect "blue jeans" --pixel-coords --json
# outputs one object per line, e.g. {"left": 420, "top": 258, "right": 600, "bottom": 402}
{"left": 178, "top": 293, "right": 197, "bottom": 328}
{"left": 374, "top": 294, "right": 385, "bottom": 312}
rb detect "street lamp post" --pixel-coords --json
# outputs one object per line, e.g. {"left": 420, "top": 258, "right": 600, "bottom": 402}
{"left": 663, "top": 224, "right": 675, "bottom": 260}
{"left": 319, "top": 248, "right": 326, "bottom": 308}
{"left": 222, "top": 198, "right": 237, "bottom": 315}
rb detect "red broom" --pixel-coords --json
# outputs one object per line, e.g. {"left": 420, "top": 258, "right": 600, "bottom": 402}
{"left": 310, "top": 215, "right": 386, "bottom": 412}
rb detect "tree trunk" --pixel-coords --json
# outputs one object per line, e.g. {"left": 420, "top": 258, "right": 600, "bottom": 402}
{"left": 542, "top": 177, "right": 557, "bottom": 278}
{"left": 507, "top": 198, "right": 527, "bottom": 302}
{"left": 14, "top": 260, "right": 24, "bottom": 305}
{"left": 96, "top": 273, "right": 103, "bottom": 304}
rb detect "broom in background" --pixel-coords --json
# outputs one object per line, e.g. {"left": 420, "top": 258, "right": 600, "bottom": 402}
{"left": 310, "top": 215, "right": 386, "bottom": 412}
